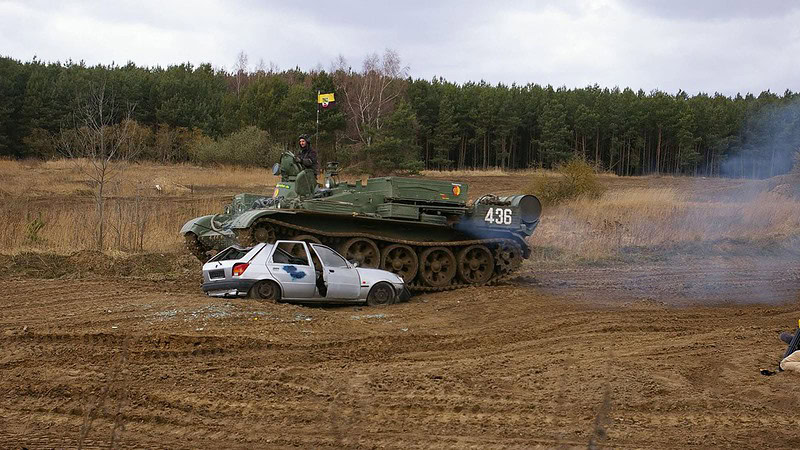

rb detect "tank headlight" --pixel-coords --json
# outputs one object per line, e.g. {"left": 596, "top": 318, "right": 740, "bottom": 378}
{"left": 324, "top": 179, "right": 332, "bottom": 189}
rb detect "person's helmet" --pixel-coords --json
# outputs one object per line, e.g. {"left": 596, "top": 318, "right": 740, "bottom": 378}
{"left": 298, "top": 134, "right": 310, "bottom": 142}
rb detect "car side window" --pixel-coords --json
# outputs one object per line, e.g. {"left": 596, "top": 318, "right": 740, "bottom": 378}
{"left": 271, "top": 242, "right": 310, "bottom": 266}
{"left": 311, "top": 245, "right": 349, "bottom": 268}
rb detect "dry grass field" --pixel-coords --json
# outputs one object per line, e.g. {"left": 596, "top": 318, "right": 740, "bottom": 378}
{"left": 3, "top": 158, "right": 798, "bottom": 260}
{"left": 535, "top": 186, "right": 800, "bottom": 261}
{"left": 0, "top": 159, "right": 278, "bottom": 253}
{"left": 2, "top": 159, "right": 800, "bottom": 448}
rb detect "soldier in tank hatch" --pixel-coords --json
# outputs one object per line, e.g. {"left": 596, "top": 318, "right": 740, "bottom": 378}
{"left": 296, "top": 134, "right": 318, "bottom": 175}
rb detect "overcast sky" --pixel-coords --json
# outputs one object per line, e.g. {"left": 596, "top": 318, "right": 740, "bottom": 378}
{"left": 2, "top": 0, "right": 799, "bottom": 96}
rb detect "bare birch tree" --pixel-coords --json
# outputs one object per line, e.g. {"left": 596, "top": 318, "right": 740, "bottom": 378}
{"left": 234, "top": 50, "right": 249, "bottom": 98}
{"left": 332, "top": 49, "right": 409, "bottom": 145}
{"left": 57, "top": 83, "right": 140, "bottom": 250}
{"left": 254, "top": 58, "right": 267, "bottom": 77}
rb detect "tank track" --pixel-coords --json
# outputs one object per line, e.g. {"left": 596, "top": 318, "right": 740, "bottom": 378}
{"left": 232, "top": 217, "right": 524, "bottom": 293}
{"left": 184, "top": 233, "right": 211, "bottom": 262}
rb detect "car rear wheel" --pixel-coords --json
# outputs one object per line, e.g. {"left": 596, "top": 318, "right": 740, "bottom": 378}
{"left": 367, "top": 282, "right": 395, "bottom": 306}
{"left": 250, "top": 280, "right": 281, "bottom": 302}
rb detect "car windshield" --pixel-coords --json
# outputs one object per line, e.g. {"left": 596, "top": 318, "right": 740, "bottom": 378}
{"left": 311, "top": 245, "right": 349, "bottom": 268}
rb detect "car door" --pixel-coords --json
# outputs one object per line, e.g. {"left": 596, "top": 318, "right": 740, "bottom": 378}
{"left": 310, "top": 244, "right": 361, "bottom": 299}
{"left": 267, "top": 241, "right": 316, "bottom": 299}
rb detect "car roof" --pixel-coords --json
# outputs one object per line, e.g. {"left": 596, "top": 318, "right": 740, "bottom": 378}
{"left": 217, "top": 241, "right": 337, "bottom": 258}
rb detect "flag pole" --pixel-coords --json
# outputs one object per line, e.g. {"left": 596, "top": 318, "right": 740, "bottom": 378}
{"left": 315, "top": 90, "right": 320, "bottom": 148}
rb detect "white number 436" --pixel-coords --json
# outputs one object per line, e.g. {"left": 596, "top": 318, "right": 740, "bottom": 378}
{"left": 484, "top": 207, "right": 513, "bottom": 225}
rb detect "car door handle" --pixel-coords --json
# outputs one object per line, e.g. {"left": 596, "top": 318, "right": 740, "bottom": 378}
{"left": 329, "top": 269, "right": 335, "bottom": 273}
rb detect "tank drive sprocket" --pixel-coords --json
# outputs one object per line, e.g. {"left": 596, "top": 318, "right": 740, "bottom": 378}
{"left": 494, "top": 242, "right": 523, "bottom": 274}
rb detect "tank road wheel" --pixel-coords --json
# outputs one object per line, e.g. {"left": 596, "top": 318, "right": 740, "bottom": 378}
{"left": 419, "top": 247, "right": 457, "bottom": 287}
{"left": 494, "top": 242, "right": 523, "bottom": 274}
{"left": 367, "top": 282, "right": 395, "bottom": 307}
{"left": 252, "top": 222, "right": 278, "bottom": 244}
{"left": 381, "top": 244, "right": 419, "bottom": 281}
{"left": 290, "top": 234, "right": 321, "bottom": 258}
{"left": 250, "top": 280, "right": 281, "bottom": 302}
{"left": 339, "top": 237, "right": 380, "bottom": 268}
{"left": 184, "top": 232, "right": 211, "bottom": 262}
{"left": 457, "top": 245, "right": 495, "bottom": 285}
{"left": 293, "top": 234, "right": 321, "bottom": 245}
{"left": 233, "top": 229, "right": 253, "bottom": 247}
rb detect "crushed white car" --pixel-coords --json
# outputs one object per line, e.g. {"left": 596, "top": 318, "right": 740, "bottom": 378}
{"left": 202, "top": 240, "right": 410, "bottom": 306}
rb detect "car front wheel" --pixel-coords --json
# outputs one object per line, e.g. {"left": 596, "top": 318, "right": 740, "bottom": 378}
{"left": 250, "top": 280, "right": 281, "bottom": 302}
{"left": 367, "top": 282, "right": 395, "bottom": 306}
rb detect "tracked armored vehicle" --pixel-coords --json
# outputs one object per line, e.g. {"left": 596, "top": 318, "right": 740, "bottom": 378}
{"left": 181, "top": 152, "right": 541, "bottom": 292}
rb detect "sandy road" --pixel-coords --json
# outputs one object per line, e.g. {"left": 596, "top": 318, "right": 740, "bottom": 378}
{"left": 1, "top": 256, "right": 799, "bottom": 449}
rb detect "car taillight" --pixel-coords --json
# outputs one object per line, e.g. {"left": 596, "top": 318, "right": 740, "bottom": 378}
{"left": 232, "top": 263, "right": 249, "bottom": 276}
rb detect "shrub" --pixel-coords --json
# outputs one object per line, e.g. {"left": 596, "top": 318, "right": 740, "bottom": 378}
{"left": 527, "top": 156, "right": 606, "bottom": 205}
{"left": 332, "top": 144, "right": 357, "bottom": 168}
{"left": 22, "top": 128, "right": 58, "bottom": 159}
{"left": 189, "top": 126, "right": 282, "bottom": 167}
{"left": 364, "top": 138, "right": 423, "bottom": 175}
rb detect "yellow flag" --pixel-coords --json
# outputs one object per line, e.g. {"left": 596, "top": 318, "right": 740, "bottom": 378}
{"left": 317, "top": 93, "right": 335, "bottom": 104}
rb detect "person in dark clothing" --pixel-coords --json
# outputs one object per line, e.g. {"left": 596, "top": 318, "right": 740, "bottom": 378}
{"left": 763, "top": 330, "right": 800, "bottom": 374}
{"left": 296, "top": 134, "right": 318, "bottom": 174}
{"left": 780, "top": 330, "right": 800, "bottom": 372}
{"left": 780, "top": 331, "right": 795, "bottom": 345}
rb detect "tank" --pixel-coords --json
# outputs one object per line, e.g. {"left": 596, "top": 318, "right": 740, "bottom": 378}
{"left": 181, "top": 151, "right": 542, "bottom": 292}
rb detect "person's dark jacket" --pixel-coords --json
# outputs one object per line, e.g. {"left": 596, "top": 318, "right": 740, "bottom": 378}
{"left": 298, "top": 143, "right": 318, "bottom": 173}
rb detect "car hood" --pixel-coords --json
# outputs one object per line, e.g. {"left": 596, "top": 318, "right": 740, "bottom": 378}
{"left": 355, "top": 267, "right": 405, "bottom": 284}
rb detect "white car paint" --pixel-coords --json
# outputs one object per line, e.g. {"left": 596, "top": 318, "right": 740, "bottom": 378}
{"left": 201, "top": 241, "right": 408, "bottom": 304}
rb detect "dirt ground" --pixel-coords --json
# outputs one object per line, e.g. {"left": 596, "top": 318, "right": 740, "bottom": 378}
{"left": 2, "top": 171, "right": 800, "bottom": 448}
{"left": 1, "top": 253, "right": 799, "bottom": 449}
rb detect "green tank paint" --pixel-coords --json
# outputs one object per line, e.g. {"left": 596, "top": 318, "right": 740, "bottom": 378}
{"left": 180, "top": 151, "right": 542, "bottom": 291}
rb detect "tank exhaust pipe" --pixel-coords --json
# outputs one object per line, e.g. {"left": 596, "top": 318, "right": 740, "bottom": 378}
{"left": 497, "top": 195, "right": 542, "bottom": 223}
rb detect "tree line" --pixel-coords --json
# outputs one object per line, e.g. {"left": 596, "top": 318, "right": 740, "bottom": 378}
{"left": 1, "top": 51, "right": 798, "bottom": 178}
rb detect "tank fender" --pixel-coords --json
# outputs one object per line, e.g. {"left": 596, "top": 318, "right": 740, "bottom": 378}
{"left": 514, "top": 235, "right": 532, "bottom": 259}
{"left": 229, "top": 209, "right": 296, "bottom": 230}
{"left": 180, "top": 215, "right": 215, "bottom": 236}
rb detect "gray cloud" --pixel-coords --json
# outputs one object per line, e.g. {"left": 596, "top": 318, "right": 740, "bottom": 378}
{"left": 619, "top": 0, "right": 800, "bottom": 21}
{"left": 1, "top": 0, "right": 798, "bottom": 95}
